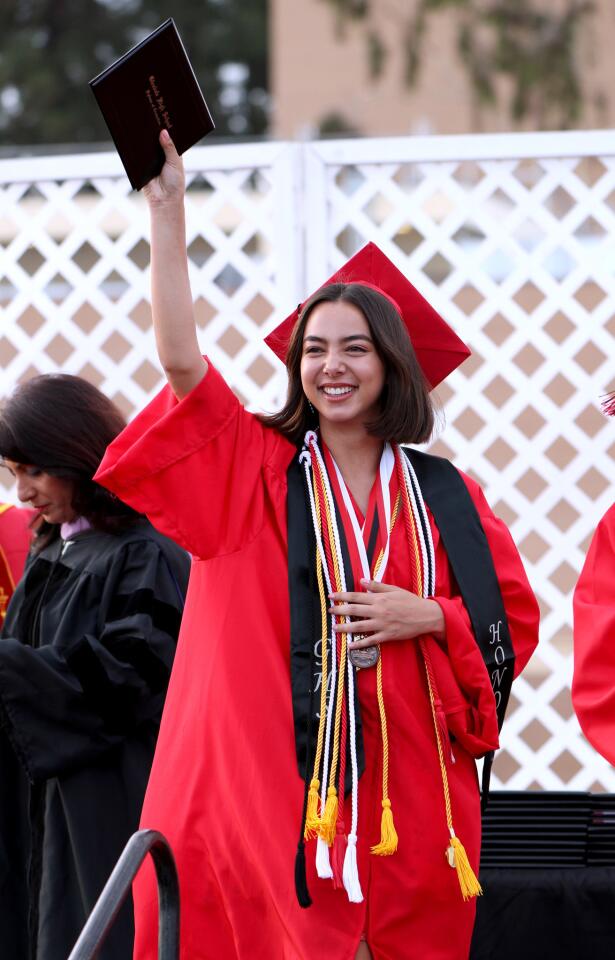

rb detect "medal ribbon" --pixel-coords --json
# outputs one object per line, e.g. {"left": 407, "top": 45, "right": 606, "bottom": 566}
{"left": 328, "top": 443, "right": 395, "bottom": 585}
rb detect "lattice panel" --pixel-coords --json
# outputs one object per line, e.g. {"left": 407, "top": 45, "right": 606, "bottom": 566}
{"left": 0, "top": 144, "right": 295, "bottom": 427}
{"left": 306, "top": 135, "right": 615, "bottom": 792}
{"left": 2, "top": 133, "right": 615, "bottom": 792}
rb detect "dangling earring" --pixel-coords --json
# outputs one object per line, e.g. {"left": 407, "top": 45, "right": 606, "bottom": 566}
{"left": 308, "top": 400, "right": 315, "bottom": 415}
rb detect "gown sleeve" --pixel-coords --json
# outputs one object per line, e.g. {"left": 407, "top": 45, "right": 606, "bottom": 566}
{"left": 0, "top": 505, "right": 34, "bottom": 584}
{"left": 428, "top": 472, "right": 540, "bottom": 758}
{"left": 572, "top": 504, "right": 615, "bottom": 765}
{"left": 95, "top": 363, "right": 283, "bottom": 560}
{"left": 0, "top": 538, "right": 187, "bottom": 781}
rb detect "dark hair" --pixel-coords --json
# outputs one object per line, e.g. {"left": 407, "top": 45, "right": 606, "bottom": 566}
{"left": 261, "top": 283, "right": 435, "bottom": 446}
{"left": 0, "top": 374, "right": 139, "bottom": 548}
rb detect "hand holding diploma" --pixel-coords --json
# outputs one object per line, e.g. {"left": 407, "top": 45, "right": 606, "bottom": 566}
{"left": 143, "top": 128, "right": 185, "bottom": 208}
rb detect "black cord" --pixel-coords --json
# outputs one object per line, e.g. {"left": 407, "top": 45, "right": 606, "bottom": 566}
{"left": 293, "top": 478, "right": 320, "bottom": 908}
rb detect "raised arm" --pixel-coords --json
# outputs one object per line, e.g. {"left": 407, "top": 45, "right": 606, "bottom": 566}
{"left": 143, "top": 129, "right": 207, "bottom": 399}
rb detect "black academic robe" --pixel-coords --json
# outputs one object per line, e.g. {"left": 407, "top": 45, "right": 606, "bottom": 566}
{"left": 0, "top": 519, "right": 190, "bottom": 960}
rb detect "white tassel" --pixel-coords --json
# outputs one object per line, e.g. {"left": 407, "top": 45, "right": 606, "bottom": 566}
{"left": 344, "top": 619, "right": 362, "bottom": 902}
{"left": 316, "top": 836, "right": 333, "bottom": 879}
{"left": 342, "top": 834, "right": 363, "bottom": 902}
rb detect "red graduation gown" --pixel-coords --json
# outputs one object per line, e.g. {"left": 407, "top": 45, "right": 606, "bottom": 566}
{"left": 572, "top": 504, "right": 615, "bottom": 765}
{"left": 0, "top": 504, "right": 33, "bottom": 622}
{"left": 96, "top": 365, "right": 538, "bottom": 960}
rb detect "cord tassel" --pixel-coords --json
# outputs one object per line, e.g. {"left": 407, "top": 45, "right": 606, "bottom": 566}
{"left": 343, "top": 833, "right": 364, "bottom": 902}
{"left": 318, "top": 786, "right": 338, "bottom": 846}
{"left": 371, "top": 798, "right": 398, "bottom": 856}
{"left": 446, "top": 834, "right": 482, "bottom": 901}
{"left": 316, "top": 835, "right": 333, "bottom": 878}
{"left": 331, "top": 824, "right": 347, "bottom": 889}
{"left": 294, "top": 840, "right": 312, "bottom": 908}
{"left": 304, "top": 777, "right": 321, "bottom": 838}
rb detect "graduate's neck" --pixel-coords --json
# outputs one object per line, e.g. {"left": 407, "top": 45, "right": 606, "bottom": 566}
{"left": 319, "top": 421, "right": 384, "bottom": 515}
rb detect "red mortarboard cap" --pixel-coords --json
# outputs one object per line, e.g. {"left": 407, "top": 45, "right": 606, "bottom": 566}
{"left": 264, "top": 242, "right": 470, "bottom": 389}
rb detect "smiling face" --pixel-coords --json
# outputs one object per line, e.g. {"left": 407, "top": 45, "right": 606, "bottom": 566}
{"left": 2, "top": 460, "right": 76, "bottom": 525}
{"left": 300, "top": 300, "right": 386, "bottom": 435}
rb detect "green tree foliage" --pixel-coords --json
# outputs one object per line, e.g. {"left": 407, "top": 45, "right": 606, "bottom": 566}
{"left": 0, "top": 0, "right": 268, "bottom": 147}
{"left": 321, "top": 0, "right": 595, "bottom": 129}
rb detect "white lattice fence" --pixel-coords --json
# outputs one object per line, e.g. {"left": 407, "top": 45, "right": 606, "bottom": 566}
{"left": 0, "top": 144, "right": 298, "bottom": 416}
{"left": 1, "top": 130, "right": 615, "bottom": 792}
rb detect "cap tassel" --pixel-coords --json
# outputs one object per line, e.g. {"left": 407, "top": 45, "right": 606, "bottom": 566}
{"left": 304, "top": 778, "right": 321, "bottom": 838}
{"left": 371, "top": 798, "right": 398, "bottom": 856}
{"left": 331, "top": 823, "right": 347, "bottom": 889}
{"left": 343, "top": 833, "right": 364, "bottom": 902}
{"left": 446, "top": 834, "right": 482, "bottom": 901}
{"left": 316, "top": 835, "right": 333, "bottom": 878}
{"left": 294, "top": 840, "right": 312, "bottom": 908}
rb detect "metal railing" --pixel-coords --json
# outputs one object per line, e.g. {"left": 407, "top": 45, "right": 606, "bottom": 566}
{"left": 67, "top": 829, "right": 179, "bottom": 960}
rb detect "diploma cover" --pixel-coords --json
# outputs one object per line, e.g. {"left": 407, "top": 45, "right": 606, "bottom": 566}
{"left": 90, "top": 18, "right": 215, "bottom": 190}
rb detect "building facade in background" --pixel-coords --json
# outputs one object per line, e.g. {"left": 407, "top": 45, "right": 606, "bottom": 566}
{"left": 270, "top": 0, "right": 615, "bottom": 139}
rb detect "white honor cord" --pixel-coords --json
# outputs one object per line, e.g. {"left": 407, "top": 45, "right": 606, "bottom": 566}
{"left": 399, "top": 454, "right": 428, "bottom": 597}
{"left": 302, "top": 454, "right": 334, "bottom": 596}
{"left": 330, "top": 442, "right": 396, "bottom": 584}
{"left": 399, "top": 450, "right": 436, "bottom": 598}
{"left": 343, "top": 648, "right": 363, "bottom": 902}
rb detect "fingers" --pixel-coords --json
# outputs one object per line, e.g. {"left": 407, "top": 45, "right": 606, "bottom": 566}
{"left": 160, "top": 127, "right": 180, "bottom": 162}
{"left": 360, "top": 579, "right": 396, "bottom": 592}
{"left": 329, "top": 582, "right": 400, "bottom": 602}
{"left": 333, "top": 619, "right": 373, "bottom": 634}
{"left": 329, "top": 601, "right": 372, "bottom": 616}
{"left": 347, "top": 633, "right": 386, "bottom": 649}
{"left": 329, "top": 591, "right": 369, "bottom": 604}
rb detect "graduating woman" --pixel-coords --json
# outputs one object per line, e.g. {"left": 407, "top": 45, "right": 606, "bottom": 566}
{"left": 96, "top": 132, "right": 539, "bottom": 960}
{"left": 0, "top": 374, "right": 190, "bottom": 960}
{"left": 572, "top": 392, "right": 615, "bottom": 765}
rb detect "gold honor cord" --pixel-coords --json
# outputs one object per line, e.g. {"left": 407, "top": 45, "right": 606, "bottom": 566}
{"left": 370, "top": 491, "right": 401, "bottom": 856}
{"left": 303, "top": 470, "right": 329, "bottom": 837}
{"left": 397, "top": 447, "right": 482, "bottom": 900}
{"left": 303, "top": 444, "right": 348, "bottom": 847}
{"left": 422, "top": 646, "right": 482, "bottom": 900}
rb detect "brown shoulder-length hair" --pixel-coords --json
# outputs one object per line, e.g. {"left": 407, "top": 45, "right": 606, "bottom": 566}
{"left": 260, "top": 282, "right": 435, "bottom": 446}
{"left": 0, "top": 374, "right": 140, "bottom": 550}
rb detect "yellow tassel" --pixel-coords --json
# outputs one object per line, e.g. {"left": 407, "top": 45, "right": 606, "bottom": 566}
{"left": 304, "top": 778, "right": 321, "bottom": 839}
{"left": 318, "top": 786, "right": 338, "bottom": 846}
{"left": 446, "top": 835, "right": 482, "bottom": 901}
{"left": 371, "top": 798, "right": 398, "bottom": 856}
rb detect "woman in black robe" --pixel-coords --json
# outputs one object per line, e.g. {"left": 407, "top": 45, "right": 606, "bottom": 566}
{"left": 0, "top": 374, "right": 190, "bottom": 960}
